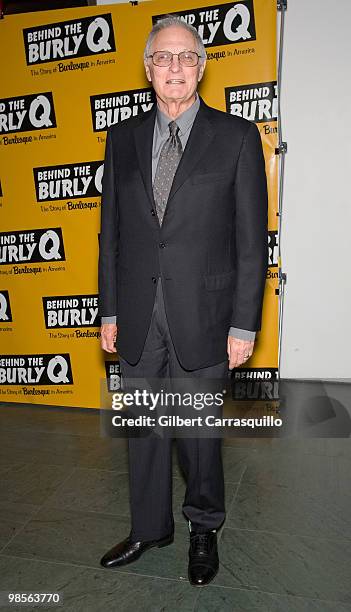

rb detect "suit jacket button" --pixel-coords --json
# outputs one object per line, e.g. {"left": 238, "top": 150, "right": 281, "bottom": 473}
{"left": 151, "top": 209, "right": 156, "bottom": 216}
{"left": 159, "top": 242, "right": 165, "bottom": 248}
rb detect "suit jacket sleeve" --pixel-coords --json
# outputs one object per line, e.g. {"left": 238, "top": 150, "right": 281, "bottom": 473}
{"left": 98, "top": 127, "right": 119, "bottom": 318}
{"left": 231, "top": 121, "right": 268, "bottom": 331}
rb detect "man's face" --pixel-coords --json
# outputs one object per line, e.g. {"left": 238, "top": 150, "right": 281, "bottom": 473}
{"left": 144, "top": 25, "right": 206, "bottom": 104}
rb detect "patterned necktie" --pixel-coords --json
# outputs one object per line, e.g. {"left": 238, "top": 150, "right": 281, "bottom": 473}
{"left": 152, "top": 120, "right": 183, "bottom": 226}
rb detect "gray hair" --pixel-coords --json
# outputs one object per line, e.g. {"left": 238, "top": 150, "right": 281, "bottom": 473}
{"left": 144, "top": 15, "right": 206, "bottom": 63}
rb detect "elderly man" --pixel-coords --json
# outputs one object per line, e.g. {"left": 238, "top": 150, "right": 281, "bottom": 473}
{"left": 98, "top": 16, "right": 268, "bottom": 586}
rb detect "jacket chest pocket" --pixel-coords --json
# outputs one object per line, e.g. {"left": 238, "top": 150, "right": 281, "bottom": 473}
{"left": 191, "top": 170, "right": 233, "bottom": 185}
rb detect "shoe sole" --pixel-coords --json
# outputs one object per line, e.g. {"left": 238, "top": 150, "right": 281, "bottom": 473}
{"left": 157, "top": 533, "right": 174, "bottom": 547}
{"left": 101, "top": 533, "right": 174, "bottom": 568}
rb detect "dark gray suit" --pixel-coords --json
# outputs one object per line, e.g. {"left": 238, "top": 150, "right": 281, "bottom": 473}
{"left": 98, "top": 96, "right": 268, "bottom": 539}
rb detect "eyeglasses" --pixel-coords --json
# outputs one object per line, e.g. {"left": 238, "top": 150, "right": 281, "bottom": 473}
{"left": 147, "top": 50, "right": 203, "bottom": 67}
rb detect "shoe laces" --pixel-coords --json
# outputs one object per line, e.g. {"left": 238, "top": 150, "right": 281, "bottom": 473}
{"left": 190, "top": 532, "right": 211, "bottom": 557}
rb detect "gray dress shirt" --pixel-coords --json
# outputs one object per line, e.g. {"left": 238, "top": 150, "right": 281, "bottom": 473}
{"left": 101, "top": 93, "right": 255, "bottom": 342}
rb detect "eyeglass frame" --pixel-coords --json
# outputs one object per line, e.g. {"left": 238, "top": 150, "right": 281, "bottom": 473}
{"left": 146, "top": 50, "right": 204, "bottom": 67}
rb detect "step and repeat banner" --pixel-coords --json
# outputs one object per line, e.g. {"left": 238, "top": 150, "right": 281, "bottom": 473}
{"left": 0, "top": 0, "right": 278, "bottom": 409}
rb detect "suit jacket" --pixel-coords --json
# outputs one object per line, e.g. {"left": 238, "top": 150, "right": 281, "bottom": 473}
{"left": 98, "top": 95, "right": 268, "bottom": 370}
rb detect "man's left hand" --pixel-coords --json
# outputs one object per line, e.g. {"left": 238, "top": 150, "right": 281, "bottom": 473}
{"left": 227, "top": 336, "right": 254, "bottom": 370}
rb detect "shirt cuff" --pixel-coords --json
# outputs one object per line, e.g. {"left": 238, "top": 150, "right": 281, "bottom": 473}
{"left": 228, "top": 326, "right": 256, "bottom": 341}
{"left": 101, "top": 316, "right": 117, "bottom": 325}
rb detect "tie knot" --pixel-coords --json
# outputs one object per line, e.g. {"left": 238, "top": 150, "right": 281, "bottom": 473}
{"left": 168, "top": 121, "right": 179, "bottom": 137}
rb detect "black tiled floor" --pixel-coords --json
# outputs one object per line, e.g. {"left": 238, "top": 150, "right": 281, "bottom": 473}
{"left": 0, "top": 391, "right": 351, "bottom": 611}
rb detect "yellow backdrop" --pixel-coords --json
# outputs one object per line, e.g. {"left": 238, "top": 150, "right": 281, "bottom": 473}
{"left": 0, "top": 0, "right": 278, "bottom": 409}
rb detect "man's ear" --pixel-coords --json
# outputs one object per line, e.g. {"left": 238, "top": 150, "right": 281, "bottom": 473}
{"left": 144, "top": 60, "right": 152, "bottom": 82}
{"left": 198, "top": 60, "right": 206, "bottom": 82}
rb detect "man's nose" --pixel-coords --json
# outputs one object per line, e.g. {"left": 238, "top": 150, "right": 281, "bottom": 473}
{"left": 169, "top": 54, "right": 181, "bottom": 71}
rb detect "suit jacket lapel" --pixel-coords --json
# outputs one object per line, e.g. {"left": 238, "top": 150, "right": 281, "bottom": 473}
{"left": 134, "top": 104, "right": 157, "bottom": 209}
{"left": 133, "top": 96, "right": 215, "bottom": 212}
{"left": 167, "top": 97, "right": 214, "bottom": 203}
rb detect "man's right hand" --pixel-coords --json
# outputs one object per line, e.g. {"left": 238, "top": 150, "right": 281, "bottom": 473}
{"left": 100, "top": 323, "right": 118, "bottom": 353}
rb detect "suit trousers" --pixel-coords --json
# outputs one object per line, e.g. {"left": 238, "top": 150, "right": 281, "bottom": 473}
{"left": 119, "top": 277, "right": 228, "bottom": 541}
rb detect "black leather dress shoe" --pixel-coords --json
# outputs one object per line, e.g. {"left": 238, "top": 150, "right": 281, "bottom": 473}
{"left": 188, "top": 530, "right": 219, "bottom": 586}
{"left": 100, "top": 532, "right": 174, "bottom": 568}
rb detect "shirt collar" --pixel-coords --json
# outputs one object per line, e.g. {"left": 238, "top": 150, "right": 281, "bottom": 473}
{"left": 156, "top": 92, "right": 200, "bottom": 136}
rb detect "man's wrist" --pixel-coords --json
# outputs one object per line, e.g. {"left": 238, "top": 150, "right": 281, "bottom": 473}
{"left": 228, "top": 326, "right": 256, "bottom": 341}
{"left": 101, "top": 315, "right": 117, "bottom": 325}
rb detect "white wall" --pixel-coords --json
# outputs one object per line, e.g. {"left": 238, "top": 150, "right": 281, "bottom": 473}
{"left": 279, "top": 0, "right": 351, "bottom": 379}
